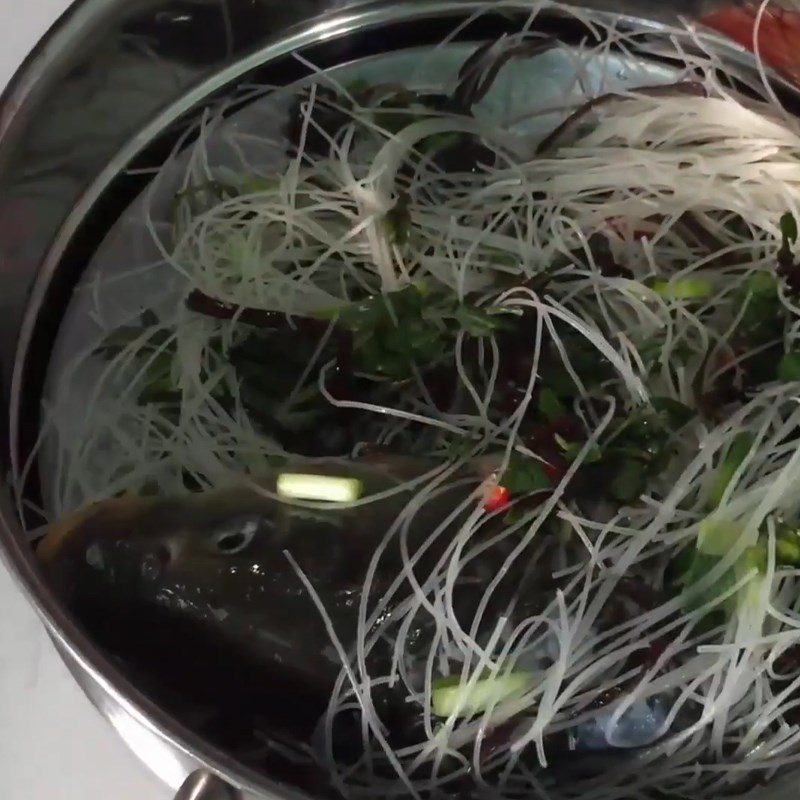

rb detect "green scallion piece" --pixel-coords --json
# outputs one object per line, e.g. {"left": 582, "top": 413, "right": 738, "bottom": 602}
{"left": 709, "top": 432, "right": 755, "bottom": 508}
{"left": 697, "top": 517, "right": 744, "bottom": 557}
{"left": 776, "top": 536, "right": 800, "bottom": 567}
{"left": 432, "top": 672, "right": 532, "bottom": 718}
{"left": 276, "top": 473, "right": 363, "bottom": 503}
{"left": 652, "top": 278, "right": 714, "bottom": 301}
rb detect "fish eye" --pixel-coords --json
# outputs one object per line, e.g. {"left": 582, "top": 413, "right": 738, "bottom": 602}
{"left": 215, "top": 531, "right": 250, "bottom": 554}
{"left": 209, "top": 516, "right": 267, "bottom": 555}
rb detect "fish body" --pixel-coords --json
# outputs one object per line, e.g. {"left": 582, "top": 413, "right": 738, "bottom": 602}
{"left": 38, "top": 459, "right": 479, "bottom": 735}
{"left": 39, "top": 456, "right": 675, "bottom": 784}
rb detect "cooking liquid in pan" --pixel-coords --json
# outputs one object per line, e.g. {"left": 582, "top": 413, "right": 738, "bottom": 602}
{"left": 26, "top": 4, "right": 800, "bottom": 800}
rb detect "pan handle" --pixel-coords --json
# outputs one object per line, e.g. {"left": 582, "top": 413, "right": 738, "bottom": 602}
{"left": 173, "top": 771, "right": 239, "bottom": 800}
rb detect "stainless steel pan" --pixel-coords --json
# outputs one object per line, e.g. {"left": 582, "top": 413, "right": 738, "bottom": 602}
{"left": 0, "top": 2, "right": 791, "bottom": 797}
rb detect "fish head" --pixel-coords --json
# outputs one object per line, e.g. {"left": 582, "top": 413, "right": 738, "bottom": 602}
{"left": 38, "top": 454, "right": 480, "bottom": 608}
{"left": 37, "top": 474, "right": 392, "bottom": 624}
{"left": 36, "top": 459, "right": 474, "bottom": 703}
{"left": 35, "top": 478, "right": 401, "bottom": 737}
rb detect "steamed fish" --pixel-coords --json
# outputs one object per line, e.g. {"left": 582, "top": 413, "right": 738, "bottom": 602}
{"left": 37, "top": 458, "right": 491, "bottom": 744}
{"left": 39, "top": 456, "right": 671, "bottom": 784}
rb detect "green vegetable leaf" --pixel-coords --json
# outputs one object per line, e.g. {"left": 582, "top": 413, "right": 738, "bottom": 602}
{"left": 779, "top": 352, "right": 800, "bottom": 382}
{"left": 332, "top": 283, "right": 517, "bottom": 380}
{"left": 538, "top": 388, "right": 566, "bottom": 421}
{"left": 502, "top": 458, "right": 551, "bottom": 494}
{"left": 610, "top": 458, "right": 646, "bottom": 503}
{"left": 638, "top": 337, "right": 694, "bottom": 374}
{"left": 715, "top": 522, "right": 800, "bottom": 573}
{"left": 453, "top": 304, "right": 512, "bottom": 337}
{"left": 557, "top": 437, "right": 602, "bottom": 464}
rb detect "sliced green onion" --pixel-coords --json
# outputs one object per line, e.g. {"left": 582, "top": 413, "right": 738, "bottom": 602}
{"left": 743, "top": 544, "right": 767, "bottom": 574}
{"left": 277, "top": 473, "right": 363, "bottom": 503}
{"left": 432, "top": 672, "right": 532, "bottom": 718}
{"left": 743, "top": 534, "right": 800, "bottom": 575}
{"left": 697, "top": 517, "right": 744, "bottom": 557}
{"left": 652, "top": 278, "right": 714, "bottom": 301}
{"left": 776, "top": 536, "right": 800, "bottom": 566}
{"left": 709, "top": 432, "right": 755, "bottom": 508}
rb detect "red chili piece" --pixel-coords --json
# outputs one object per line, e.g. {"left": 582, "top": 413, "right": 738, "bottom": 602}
{"left": 483, "top": 485, "right": 511, "bottom": 513}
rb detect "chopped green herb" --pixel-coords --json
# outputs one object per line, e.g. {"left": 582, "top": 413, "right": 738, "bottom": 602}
{"left": 743, "top": 270, "right": 779, "bottom": 297}
{"left": 609, "top": 458, "right": 645, "bottom": 503}
{"left": 453, "top": 304, "right": 512, "bottom": 337}
{"left": 709, "top": 432, "right": 755, "bottom": 508}
{"left": 502, "top": 457, "right": 552, "bottom": 494}
{"left": 559, "top": 439, "right": 602, "bottom": 464}
{"left": 538, "top": 388, "right": 566, "bottom": 421}
{"left": 328, "top": 284, "right": 517, "bottom": 381}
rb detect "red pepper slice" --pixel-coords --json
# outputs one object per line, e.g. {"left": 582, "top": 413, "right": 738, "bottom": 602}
{"left": 483, "top": 484, "right": 511, "bottom": 513}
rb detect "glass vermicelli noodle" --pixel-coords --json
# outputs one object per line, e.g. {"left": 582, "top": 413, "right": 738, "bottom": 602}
{"left": 28, "top": 3, "right": 800, "bottom": 799}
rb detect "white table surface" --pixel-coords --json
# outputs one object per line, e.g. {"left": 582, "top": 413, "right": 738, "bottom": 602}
{"left": 0, "top": 2, "right": 171, "bottom": 798}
